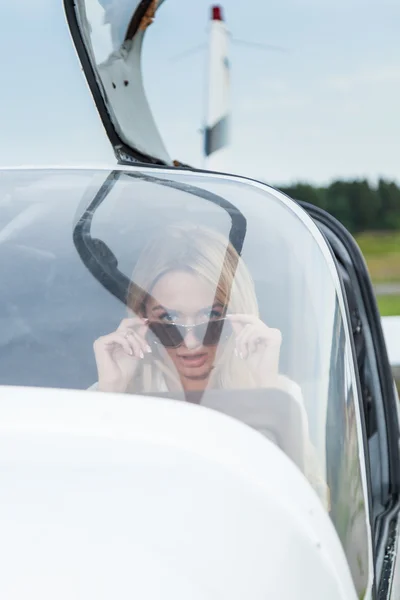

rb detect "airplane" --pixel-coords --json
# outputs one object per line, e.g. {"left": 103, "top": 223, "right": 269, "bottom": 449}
{"left": 66, "top": 0, "right": 400, "bottom": 368}
{"left": 0, "top": 1, "right": 399, "bottom": 599}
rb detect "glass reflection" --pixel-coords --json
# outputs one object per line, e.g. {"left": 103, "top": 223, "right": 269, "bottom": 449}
{"left": 327, "top": 338, "right": 369, "bottom": 598}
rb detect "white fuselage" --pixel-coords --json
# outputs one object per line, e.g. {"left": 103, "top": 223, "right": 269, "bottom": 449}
{"left": 0, "top": 385, "right": 359, "bottom": 600}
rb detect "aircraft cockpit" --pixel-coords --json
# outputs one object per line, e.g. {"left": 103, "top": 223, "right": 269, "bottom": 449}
{"left": 0, "top": 1, "right": 399, "bottom": 598}
{"left": 0, "top": 166, "right": 373, "bottom": 595}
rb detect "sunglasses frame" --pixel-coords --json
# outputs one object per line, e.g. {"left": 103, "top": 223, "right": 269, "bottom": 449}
{"left": 147, "top": 317, "right": 232, "bottom": 349}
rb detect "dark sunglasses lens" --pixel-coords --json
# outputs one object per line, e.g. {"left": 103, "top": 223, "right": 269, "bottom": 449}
{"left": 148, "top": 322, "right": 183, "bottom": 348}
{"left": 202, "top": 319, "right": 231, "bottom": 345}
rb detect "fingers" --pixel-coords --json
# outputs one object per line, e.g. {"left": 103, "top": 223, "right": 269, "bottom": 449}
{"left": 119, "top": 317, "right": 148, "bottom": 324}
{"left": 117, "top": 317, "right": 148, "bottom": 332}
{"left": 235, "top": 324, "right": 282, "bottom": 359}
{"left": 94, "top": 332, "right": 136, "bottom": 357}
{"left": 117, "top": 318, "right": 151, "bottom": 356}
{"left": 235, "top": 324, "right": 257, "bottom": 359}
{"left": 226, "top": 313, "right": 262, "bottom": 338}
{"left": 125, "top": 330, "right": 151, "bottom": 358}
{"left": 239, "top": 325, "right": 259, "bottom": 358}
{"left": 226, "top": 314, "right": 259, "bottom": 325}
{"left": 94, "top": 330, "right": 151, "bottom": 360}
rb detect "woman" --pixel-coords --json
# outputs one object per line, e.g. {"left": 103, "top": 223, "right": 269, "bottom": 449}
{"left": 92, "top": 223, "right": 329, "bottom": 509}
{"left": 93, "top": 223, "right": 283, "bottom": 395}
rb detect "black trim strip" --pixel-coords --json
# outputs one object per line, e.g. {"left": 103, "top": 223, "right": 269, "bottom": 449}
{"left": 73, "top": 169, "right": 247, "bottom": 305}
{"left": 125, "top": 0, "right": 153, "bottom": 40}
{"left": 377, "top": 510, "right": 400, "bottom": 599}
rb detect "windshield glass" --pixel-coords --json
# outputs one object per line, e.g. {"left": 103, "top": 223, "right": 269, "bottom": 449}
{"left": 0, "top": 167, "right": 371, "bottom": 594}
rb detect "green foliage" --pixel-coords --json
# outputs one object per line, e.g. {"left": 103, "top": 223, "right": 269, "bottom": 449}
{"left": 278, "top": 178, "right": 400, "bottom": 234}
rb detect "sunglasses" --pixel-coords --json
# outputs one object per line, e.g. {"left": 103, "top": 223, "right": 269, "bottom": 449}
{"left": 147, "top": 318, "right": 232, "bottom": 349}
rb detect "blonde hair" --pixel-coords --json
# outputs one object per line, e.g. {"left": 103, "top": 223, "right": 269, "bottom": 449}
{"left": 126, "top": 223, "right": 259, "bottom": 392}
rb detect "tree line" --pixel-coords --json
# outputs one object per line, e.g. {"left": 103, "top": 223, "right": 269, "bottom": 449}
{"left": 277, "top": 179, "right": 400, "bottom": 233}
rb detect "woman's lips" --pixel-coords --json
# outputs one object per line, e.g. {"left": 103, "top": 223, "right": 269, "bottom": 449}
{"left": 178, "top": 353, "right": 208, "bottom": 368}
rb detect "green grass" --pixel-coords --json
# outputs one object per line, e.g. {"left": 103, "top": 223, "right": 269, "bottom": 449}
{"left": 354, "top": 232, "right": 400, "bottom": 314}
{"left": 376, "top": 294, "right": 400, "bottom": 316}
{"left": 355, "top": 232, "right": 400, "bottom": 283}
{"left": 355, "top": 231, "right": 400, "bottom": 256}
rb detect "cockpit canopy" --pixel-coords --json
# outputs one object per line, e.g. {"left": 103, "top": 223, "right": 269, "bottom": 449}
{"left": 0, "top": 168, "right": 343, "bottom": 390}
{"left": 0, "top": 167, "right": 370, "bottom": 594}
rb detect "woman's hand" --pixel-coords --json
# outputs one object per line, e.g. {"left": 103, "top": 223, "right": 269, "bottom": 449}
{"left": 226, "top": 314, "right": 282, "bottom": 382}
{"left": 93, "top": 317, "right": 151, "bottom": 393}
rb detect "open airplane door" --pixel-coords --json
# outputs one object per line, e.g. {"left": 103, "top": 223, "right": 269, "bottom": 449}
{"left": 65, "top": 0, "right": 232, "bottom": 170}
{"left": 65, "top": 0, "right": 172, "bottom": 165}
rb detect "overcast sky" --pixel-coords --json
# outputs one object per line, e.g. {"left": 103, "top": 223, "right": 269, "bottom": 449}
{"left": 0, "top": 0, "right": 399, "bottom": 186}
{"left": 142, "top": 0, "right": 400, "bottom": 185}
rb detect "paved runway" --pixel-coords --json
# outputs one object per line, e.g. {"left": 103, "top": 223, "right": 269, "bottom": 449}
{"left": 375, "top": 283, "right": 400, "bottom": 296}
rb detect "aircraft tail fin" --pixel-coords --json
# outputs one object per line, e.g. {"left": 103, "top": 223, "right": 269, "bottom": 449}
{"left": 204, "top": 5, "right": 230, "bottom": 159}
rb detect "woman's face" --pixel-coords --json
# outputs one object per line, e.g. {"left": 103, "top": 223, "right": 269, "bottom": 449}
{"left": 145, "top": 270, "right": 225, "bottom": 387}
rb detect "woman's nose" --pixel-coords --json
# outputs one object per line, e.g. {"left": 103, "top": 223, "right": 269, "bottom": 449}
{"left": 183, "top": 328, "right": 201, "bottom": 350}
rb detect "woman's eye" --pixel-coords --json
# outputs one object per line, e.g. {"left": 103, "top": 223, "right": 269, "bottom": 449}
{"left": 159, "top": 312, "right": 176, "bottom": 322}
{"left": 205, "top": 309, "right": 222, "bottom": 320}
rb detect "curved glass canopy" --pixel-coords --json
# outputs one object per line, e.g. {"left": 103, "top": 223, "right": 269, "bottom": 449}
{"left": 0, "top": 167, "right": 371, "bottom": 596}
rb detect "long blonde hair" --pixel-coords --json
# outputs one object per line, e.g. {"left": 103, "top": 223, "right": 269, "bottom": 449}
{"left": 126, "top": 223, "right": 259, "bottom": 392}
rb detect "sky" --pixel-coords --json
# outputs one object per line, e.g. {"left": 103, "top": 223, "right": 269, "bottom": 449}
{"left": 141, "top": 0, "right": 400, "bottom": 185}
{"left": 0, "top": 0, "right": 399, "bottom": 186}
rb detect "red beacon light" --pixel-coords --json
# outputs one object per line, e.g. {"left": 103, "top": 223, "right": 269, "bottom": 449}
{"left": 212, "top": 5, "right": 224, "bottom": 21}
